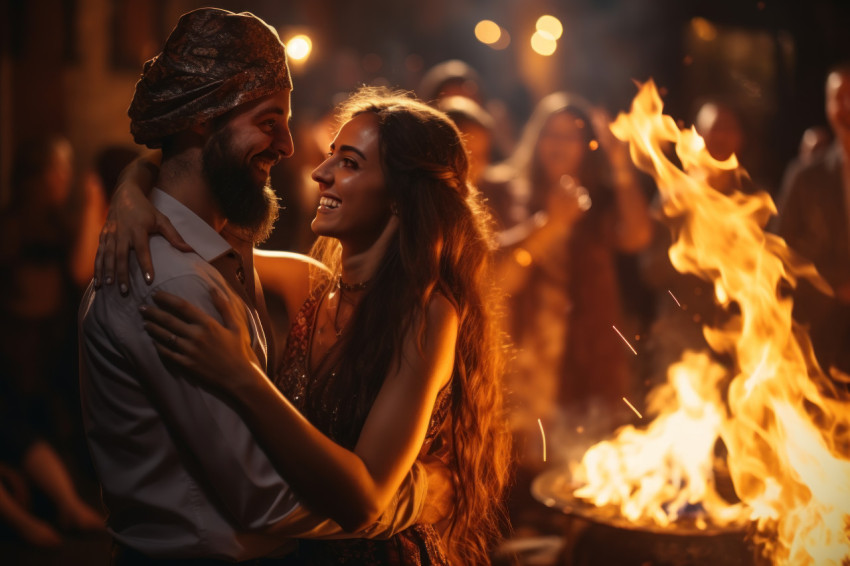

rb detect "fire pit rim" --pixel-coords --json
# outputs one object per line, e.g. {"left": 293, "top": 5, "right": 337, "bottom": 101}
{"left": 531, "top": 468, "right": 750, "bottom": 537}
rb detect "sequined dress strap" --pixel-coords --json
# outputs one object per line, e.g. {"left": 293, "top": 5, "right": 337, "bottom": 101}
{"left": 273, "top": 284, "right": 325, "bottom": 406}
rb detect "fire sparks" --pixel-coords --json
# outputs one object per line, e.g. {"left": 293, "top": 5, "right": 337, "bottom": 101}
{"left": 622, "top": 397, "right": 643, "bottom": 419}
{"left": 538, "top": 418, "right": 547, "bottom": 462}
{"left": 612, "top": 325, "right": 638, "bottom": 355}
{"left": 569, "top": 80, "right": 850, "bottom": 565}
{"left": 668, "top": 289, "right": 682, "bottom": 307}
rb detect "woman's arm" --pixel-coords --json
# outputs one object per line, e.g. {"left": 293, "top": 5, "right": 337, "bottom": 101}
{"left": 493, "top": 178, "right": 585, "bottom": 294}
{"left": 141, "top": 289, "right": 457, "bottom": 532}
{"left": 253, "top": 249, "right": 329, "bottom": 317}
{"left": 93, "top": 150, "right": 192, "bottom": 293}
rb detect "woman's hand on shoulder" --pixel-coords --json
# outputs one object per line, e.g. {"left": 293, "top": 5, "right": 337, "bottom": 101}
{"left": 140, "top": 288, "right": 260, "bottom": 392}
{"left": 94, "top": 154, "right": 192, "bottom": 294}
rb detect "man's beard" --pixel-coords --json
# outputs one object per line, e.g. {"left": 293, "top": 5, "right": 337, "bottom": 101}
{"left": 202, "top": 126, "right": 280, "bottom": 244}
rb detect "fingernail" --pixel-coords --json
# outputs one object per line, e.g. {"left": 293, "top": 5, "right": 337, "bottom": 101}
{"left": 105, "top": 276, "right": 113, "bottom": 285}
{"left": 144, "top": 272, "right": 152, "bottom": 284}
{"left": 138, "top": 305, "right": 147, "bottom": 313}
{"left": 93, "top": 277, "right": 100, "bottom": 288}
{"left": 120, "top": 283, "right": 128, "bottom": 295}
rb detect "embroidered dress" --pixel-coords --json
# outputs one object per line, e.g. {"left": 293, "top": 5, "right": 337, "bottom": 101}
{"left": 275, "top": 284, "right": 452, "bottom": 565}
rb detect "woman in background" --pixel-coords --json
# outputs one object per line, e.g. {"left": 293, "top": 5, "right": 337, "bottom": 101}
{"left": 480, "top": 92, "right": 653, "bottom": 533}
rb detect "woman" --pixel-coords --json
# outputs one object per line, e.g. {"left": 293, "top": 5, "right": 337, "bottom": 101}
{"left": 477, "top": 93, "right": 653, "bottom": 532}
{"left": 484, "top": 92, "right": 653, "bottom": 430}
{"left": 99, "top": 88, "right": 510, "bottom": 564}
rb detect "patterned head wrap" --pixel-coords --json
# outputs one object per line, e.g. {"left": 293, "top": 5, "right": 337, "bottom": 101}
{"left": 128, "top": 7, "right": 291, "bottom": 148}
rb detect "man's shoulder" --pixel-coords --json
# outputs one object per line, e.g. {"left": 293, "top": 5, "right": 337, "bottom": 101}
{"left": 82, "top": 237, "right": 223, "bottom": 324}
{"left": 145, "top": 236, "right": 221, "bottom": 287}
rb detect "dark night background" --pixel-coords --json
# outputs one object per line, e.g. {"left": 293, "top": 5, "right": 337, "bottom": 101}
{"left": 2, "top": 0, "right": 850, "bottom": 200}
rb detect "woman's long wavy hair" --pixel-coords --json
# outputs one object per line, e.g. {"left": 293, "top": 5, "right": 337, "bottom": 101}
{"left": 310, "top": 87, "right": 512, "bottom": 564}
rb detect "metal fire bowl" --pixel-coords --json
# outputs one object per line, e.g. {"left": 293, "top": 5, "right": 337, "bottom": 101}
{"left": 531, "top": 468, "right": 748, "bottom": 537}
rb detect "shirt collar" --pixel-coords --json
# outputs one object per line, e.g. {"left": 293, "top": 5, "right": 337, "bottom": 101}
{"left": 151, "top": 188, "right": 232, "bottom": 263}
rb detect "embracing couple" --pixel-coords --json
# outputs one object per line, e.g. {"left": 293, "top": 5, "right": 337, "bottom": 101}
{"left": 79, "top": 7, "right": 510, "bottom": 566}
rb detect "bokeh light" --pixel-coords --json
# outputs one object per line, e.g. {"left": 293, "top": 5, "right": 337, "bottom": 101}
{"left": 690, "top": 17, "right": 717, "bottom": 41}
{"left": 536, "top": 15, "right": 563, "bottom": 40}
{"left": 531, "top": 31, "right": 557, "bottom": 56}
{"left": 491, "top": 28, "right": 511, "bottom": 50}
{"left": 475, "top": 20, "right": 502, "bottom": 45}
{"left": 286, "top": 34, "right": 312, "bottom": 61}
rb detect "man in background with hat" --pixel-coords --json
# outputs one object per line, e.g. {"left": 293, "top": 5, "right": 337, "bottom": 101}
{"left": 79, "top": 8, "right": 429, "bottom": 564}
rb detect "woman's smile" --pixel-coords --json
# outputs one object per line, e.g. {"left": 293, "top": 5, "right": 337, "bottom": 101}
{"left": 318, "top": 195, "right": 341, "bottom": 211}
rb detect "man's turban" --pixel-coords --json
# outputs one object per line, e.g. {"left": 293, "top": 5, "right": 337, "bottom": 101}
{"left": 128, "top": 8, "right": 291, "bottom": 148}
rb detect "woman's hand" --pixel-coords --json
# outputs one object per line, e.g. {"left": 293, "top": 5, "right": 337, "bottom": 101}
{"left": 139, "top": 288, "right": 260, "bottom": 391}
{"left": 94, "top": 159, "right": 192, "bottom": 294}
{"left": 589, "top": 106, "right": 637, "bottom": 179}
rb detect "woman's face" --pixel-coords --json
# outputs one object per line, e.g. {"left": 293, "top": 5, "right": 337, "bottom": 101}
{"left": 535, "top": 111, "right": 587, "bottom": 184}
{"left": 310, "top": 112, "right": 392, "bottom": 250}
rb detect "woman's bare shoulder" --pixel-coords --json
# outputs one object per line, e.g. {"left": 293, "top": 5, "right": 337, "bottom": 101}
{"left": 427, "top": 292, "right": 459, "bottom": 327}
{"left": 254, "top": 250, "right": 330, "bottom": 310}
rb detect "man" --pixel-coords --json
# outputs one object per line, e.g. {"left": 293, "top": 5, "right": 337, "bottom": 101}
{"left": 79, "top": 8, "right": 429, "bottom": 564}
{"left": 775, "top": 62, "right": 850, "bottom": 380}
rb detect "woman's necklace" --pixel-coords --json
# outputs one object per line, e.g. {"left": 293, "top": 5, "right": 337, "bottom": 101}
{"left": 336, "top": 275, "right": 370, "bottom": 293}
{"left": 315, "top": 277, "right": 370, "bottom": 347}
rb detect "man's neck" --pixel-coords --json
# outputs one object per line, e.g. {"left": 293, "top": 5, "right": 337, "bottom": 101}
{"left": 158, "top": 147, "right": 226, "bottom": 233}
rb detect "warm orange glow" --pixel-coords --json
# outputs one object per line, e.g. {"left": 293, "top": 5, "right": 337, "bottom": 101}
{"left": 570, "top": 80, "right": 850, "bottom": 565}
{"left": 536, "top": 15, "right": 563, "bottom": 40}
{"left": 512, "top": 248, "right": 533, "bottom": 267}
{"left": 691, "top": 17, "right": 718, "bottom": 42}
{"left": 286, "top": 34, "right": 312, "bottom": 61}
{"left": 475, "top": 20, "right": 502, "bottom": 45}
{"left": 530, "top": 31, "right": 557, "bottom": 56}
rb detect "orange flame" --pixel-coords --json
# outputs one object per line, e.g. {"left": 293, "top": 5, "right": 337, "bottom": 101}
{"left": 571, "top": 80, "right": 850, "bottom": 564}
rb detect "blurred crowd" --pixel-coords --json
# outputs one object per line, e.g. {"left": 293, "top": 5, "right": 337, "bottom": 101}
{"left": 3, "top": 55, "right": 850, "bottom": 559}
